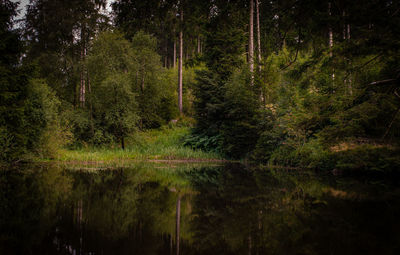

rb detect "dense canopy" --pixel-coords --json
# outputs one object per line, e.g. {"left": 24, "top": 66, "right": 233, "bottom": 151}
{"left": 0, "top": 0, "right": 399, "bottom": 171}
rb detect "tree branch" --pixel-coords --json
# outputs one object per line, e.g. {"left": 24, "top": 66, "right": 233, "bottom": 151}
{"left": 281, "top": 27, "right": 301, "bottom": 70}
{"left": 369, "top": 79, "right": 396, "bottom": 86}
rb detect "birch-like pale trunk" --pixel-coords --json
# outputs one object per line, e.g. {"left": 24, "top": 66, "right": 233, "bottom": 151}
{"left": 343, "top": 10, "right": 352, "bottom": 95}
{"left": 249, "top": 0, "right": 254, "bottom": 85}
{"left": 342, "top": 11, "right": 346, "bottom": 40}
{"left": 80, "top": 29, "right": 86, "bottom": 107}
{"left": 328, "top": 2, "right": 335, "bottom": 82}
{"left": 347, "top": 23, "right": 351, "bottom": 40}
{"left": 256, "top": 0, "right": 262, "bottom": 73}
{"left": 178, "top": 6, "right": 183, "bottom": 114}
{"left": 328, "top": 2, "right": 333, "bottom": 57}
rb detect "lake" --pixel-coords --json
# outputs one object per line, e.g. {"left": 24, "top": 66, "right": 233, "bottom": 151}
{"left": 1, "top": 162, "right": 399, "bottom": 254}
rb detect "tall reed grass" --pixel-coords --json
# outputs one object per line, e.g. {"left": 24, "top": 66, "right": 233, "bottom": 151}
{"left": 54, "top": 127, "right": 223, "bottom": 163}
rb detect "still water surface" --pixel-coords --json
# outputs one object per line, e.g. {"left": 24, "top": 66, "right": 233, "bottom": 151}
{"left": 1, "top": 163, "right": 399, "bottom": 254}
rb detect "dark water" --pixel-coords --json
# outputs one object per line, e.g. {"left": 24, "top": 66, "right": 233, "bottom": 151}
{"left": 1, "top": 163, "right": 400, "bottom": 255}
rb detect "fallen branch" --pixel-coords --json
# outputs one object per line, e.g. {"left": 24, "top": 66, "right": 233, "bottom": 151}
{"left": 369, "top": 79, "right": 396, "bottom": 86}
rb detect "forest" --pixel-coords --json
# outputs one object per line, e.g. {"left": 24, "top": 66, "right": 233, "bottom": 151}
{"left": 1, "top": 0, "right": 400, "bottom": 172}
{"left": 2, "top": 1, "right": 400, "bottom": 254}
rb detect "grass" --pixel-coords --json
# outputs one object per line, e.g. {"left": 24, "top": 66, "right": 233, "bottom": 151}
{"left": 50, "top": 126, "right": 224, "bottom": 163}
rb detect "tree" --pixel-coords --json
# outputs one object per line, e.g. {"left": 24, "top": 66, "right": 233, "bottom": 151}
{"left": 249, "top": 0, "right": 254, "bottom": 85}
{"left": 188, "top": 1, "right": 249, "bottom": 155}
{"left": 24, "top": 0, "right": 109, "bottom": 106}
{"left": 178, "top": 2, "right": 184, "bottom": 114}
{"left": 97, "top": 74, "right": 138, "bottom": 149}
{"left": 87, "top": 31, "right": 138, "bottom": 148}
{"left": 131, "top": 31, "right": 173, "bottom": 128}
{"left": 256, "top": 0, "right": 261, "bottom": 73}
{"left": 0, "top": 0, "right": 62, "bottom": 161}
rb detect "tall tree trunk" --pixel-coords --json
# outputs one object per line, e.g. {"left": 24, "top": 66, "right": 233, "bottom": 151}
{"left": 80, "top": 28, "right": 86, "bottom": 107}
{"left": 178, "top": 6, "right": 183, "bottom": 115}
{"left": 249, "top": 0, "right": 254, "bottom": 85}
{"left": 164, "top": 40, "right": 168, "bottom": 67}
{"left": 141, "top": 71, "right": 145, "bottom": 92}
{"left": 328, "top": 2, "right": 333, "bottom": 57}
{"left": 87, "top": 72, "right": 94, "bottom": 136}
{"left": 173, "top": 37, "right": 177, "bottom": 69}
{"left": 256, "top": 0, "right": 262, "bottom": 73}
{"left": 80, "top": 49, "right": 86, "bottom": 107}
{"left": 342, "top": 10, "right": 346, "bottom": 40}
{"left": 342, "top": 10, "right": 352, "bottom": 95}
{"left": 346, "top": 22, "right": 351, "bottom": 40}
{"left": 328, "top": 2, "right": 335, "bottom": 82}
{"left": 344, "top": 10, "right": 352, "bottom": 95}
{"left": 197, "top": 36, "right": 201, "bottom": 54}
{"left": 176, "top": 195, "right": 181, "bottom": 255}
{"left": 121, "top": 136, "right": 125, "bottom": 150}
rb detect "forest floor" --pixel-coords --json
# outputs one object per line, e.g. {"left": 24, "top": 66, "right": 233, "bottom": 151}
{"left": 48, "top": 127, "right": 224, "bottom": 163}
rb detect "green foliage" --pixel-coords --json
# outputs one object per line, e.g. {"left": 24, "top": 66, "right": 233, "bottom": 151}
{"left": 24, "top": 0, "right": 109, "bottom": 102}
{"left": 329, "top": 145, "right": 400, "bottom": 173}
{"left": 2, "top": 0, "right": 399, "bottom": 172}
{"left": 25, "top": 79, "right": 70, "bottom": 159}
{"left": 0, "top": 1, "right": 67, "bottom": 162}
{"left": 221, "top": 68, "right": 262, "bottom": 158}
{"left": 86, "top": 31, "right": 139, "bottom": 148}
{"left": 131, "top": 31, "right": 176, "bottom": 128}
{"left": 0, "top": 73, "right": 66, "bottom": 161}
{"left": 56, "top": 127, "right": 222, "bottom": 162}
{"left": 83, "top": 31, "right": 181, "bottom": 147}
{"left": 98, "top": 74, "right": 138, "bottom": 145}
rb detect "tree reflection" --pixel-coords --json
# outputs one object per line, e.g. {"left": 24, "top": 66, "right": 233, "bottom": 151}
{"left": 186, "top": 164, "right": 400, "bottom": 255}
{"left": 1, "top": 163, "right": 399, "bottom": 254}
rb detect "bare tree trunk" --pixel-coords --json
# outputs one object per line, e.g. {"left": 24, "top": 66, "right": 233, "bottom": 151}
{"left": 87, "top": 72, "right": 94, "bottom": 136}
{"left": 343, "top": 10, "right": 352, "bottom": 95}
{"left": 328, "top": 2, "right": 335, "bottom": 82}
{"left": 256, "top": 0, "right": 262, "bottom": 73}
{"left": 176, "top": 195, "right": 181, "bottom": 255}
{"left": 249, "top": 0, "right": 254, "bottom": 85}
{"left": 197, "top": 36, "right": 201, "bottom": 54}
{"left": 164, "top": 41, "right": 168, "bottom": 67}
{"left": 347, "top": 19, "right": 352, "bottom": 94}
{"left": 328, "top": 2, "right": 333, "bottom": 57}
{"left": 178, "top": 6, "right": 183, "bottom": 115}
{"left": 80, "top": 28, "right": 86, "bottom": 107}
{"left": 341, "top": 9, "right": 351, "bottom": 40}
{"left": 342, "top": 11, "right": 346, "bottom": 40}
{"left": 347, "top": 23, "right": 351, "bottom": 40}
{"left": 80, "top": 48, "right": 86, "bottom": 107}
{"left": 173, "top": 37, "right": 177, "bottom": 69}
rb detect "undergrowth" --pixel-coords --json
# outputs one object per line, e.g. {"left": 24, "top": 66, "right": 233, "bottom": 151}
{"left": 47, "top": 126, "right": 223, "bottom": 162}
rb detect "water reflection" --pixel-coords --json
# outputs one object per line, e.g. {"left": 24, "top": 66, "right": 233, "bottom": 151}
{"left": 0, "top": 163, "right": 399, "bottom": 254}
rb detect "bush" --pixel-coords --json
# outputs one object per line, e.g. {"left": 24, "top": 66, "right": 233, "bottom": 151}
{"left": 0, "top": 127, "right": 14, "bottom": 161}
{"left": 329, "top": 145, "right": 400, "bottom": 173}
{"left": 26, "top": 79, "right": 69, "bottom": 159}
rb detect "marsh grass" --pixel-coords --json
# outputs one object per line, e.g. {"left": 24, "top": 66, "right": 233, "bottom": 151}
{"left": 51, "top": 127, "right": 223, "bottom": 163}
